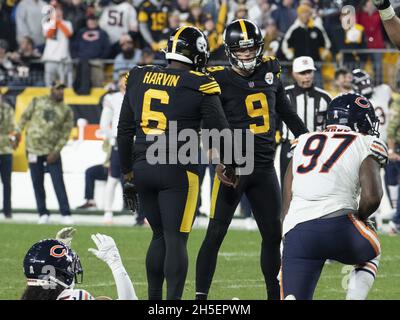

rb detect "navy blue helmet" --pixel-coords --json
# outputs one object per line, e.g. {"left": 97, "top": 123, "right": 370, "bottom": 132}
{"left": 326, "top": 93, "right": 380, "bottom": 137}
{"left": 23, "top": 239, "right": 83, "bottom": 288}
{"left": 352, "top": 69, "right": 373, "bottom": 98}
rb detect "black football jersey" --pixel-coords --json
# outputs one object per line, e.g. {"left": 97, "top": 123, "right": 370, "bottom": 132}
{"left": 208, "top": 57, "right": 308, "bottom": 167}
{"left": 118, "top": 65, "right": 229, "bottom": 173}
{"left": 138, "top": 1, "right": 171, "bottom": 41}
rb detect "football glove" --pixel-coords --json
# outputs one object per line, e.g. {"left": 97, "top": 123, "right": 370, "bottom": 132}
{"left": 123, "top": 181, "right": 140, "bottom": 213}
{"left": 371, "top": 0, "right": 391, "bottom": 10}
{"left": 88, "top": 234, "right": 122, "bottom": 272}
{"left": 55, "top": 227, "right": 76, "bottom": 247}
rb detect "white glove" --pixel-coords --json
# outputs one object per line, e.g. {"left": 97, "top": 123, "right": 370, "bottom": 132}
{"left": 88, "top": 234, "right": 122, "bottom": 271}
{"left": 56, "top": 227, "right": 76, "bottom": 247}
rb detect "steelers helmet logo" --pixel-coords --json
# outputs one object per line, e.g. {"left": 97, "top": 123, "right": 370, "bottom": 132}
{"left": 265, "top": 72, "right": 274, "bottom": 85}
{"left": 196, "top": 36, "right": 207, "bottom": 53}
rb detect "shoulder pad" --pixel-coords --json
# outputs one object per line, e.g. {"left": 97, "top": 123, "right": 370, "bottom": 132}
{"left": 262, "top": 56, "right": 282, "bottom": 77}
{"left": 183, "top": 71, "right": 221, "bottom": 95}
{"left": 369, "top": 137, "right": 388, "bottom": 167}
{"left": 189, "top": 70, "right": 209, "bottom": 77}
{"left": 206, "top": 66, "right": 225, "bottom": 73}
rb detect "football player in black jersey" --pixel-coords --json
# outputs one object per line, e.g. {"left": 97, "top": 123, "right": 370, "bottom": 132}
{"left": 117, "top": 26, "right": 234, "bottom": 300}
{"left": 195, "top": 19, "right": 308, "bottom": 300}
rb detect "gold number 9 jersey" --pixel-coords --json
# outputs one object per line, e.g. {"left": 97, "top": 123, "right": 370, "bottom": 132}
{"left": 208, "top": 57, "right": 307, "bottom": 167}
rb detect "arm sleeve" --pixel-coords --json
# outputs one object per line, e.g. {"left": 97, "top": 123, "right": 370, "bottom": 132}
{"left": 200, "top": 94, "right": 230, "bottom": 131}
{"left": 53, "top": 109, "right": 74, "bottom": 153}
{"left": 216, "top": 1, "right": 227, "bottom": 35}
{"left": 16, "top": 3, "right": 28, "bottom": 42}
{"left": 17, "top": 98, "right": 35, "bottom": 132}
{"left": 139, "top": 22, "right": 155, "bottom": 46}
{"left": 129, "top": 6, "right": 138, "bottom": 32}
{"left": 276, "top": 81, "right": 308, "bottom": 137}
{"left": 56, "top": 20, "right": 73, "bottom": 38}
{"left": 112, "top": 265, "right": 138, "bottom": 300}
{"left": 117, "top": 73, "right": 136, "bottom": 174}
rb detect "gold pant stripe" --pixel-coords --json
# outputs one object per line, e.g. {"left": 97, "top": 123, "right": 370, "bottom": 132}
{"left": 210, "top": 174, "right": 221, "bottom": 219}
{"left": 180, "top": 171, "right": 199, "bottom": 233}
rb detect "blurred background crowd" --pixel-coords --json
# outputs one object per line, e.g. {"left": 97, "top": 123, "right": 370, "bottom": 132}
{"left": 1, "top": 0, "right": 400, "bottom": 91}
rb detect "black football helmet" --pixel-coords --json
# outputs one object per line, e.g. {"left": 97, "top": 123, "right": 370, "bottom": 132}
{"left": 326, "top": 93, "right": 380, "bottom": 137}
{"left": 352, "top": 69, "right": 374, "bottom": 98}
{"left": 165, "top": 26, "right": 210, "bottom": 73}
{"left": 223, "top": 19, "right": 264, "bottom": 73}
{"left": 23, "top": 239, "right": 83, "bottom": 289}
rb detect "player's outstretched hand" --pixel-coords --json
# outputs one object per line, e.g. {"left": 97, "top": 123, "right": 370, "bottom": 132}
{"left": 56, "top": 227, "right": 76, "bottom": 247}
{"left": 372, "top": 0, "right": 392, "bottom": 10}
{"left": 123, "top": 181, "right": 140, "bottom": 213}
{"left": 216, "top": 164, "right": 239, "bottom": 188}
{"left": 88, "top": 234, "right": 122, "bottom": 271}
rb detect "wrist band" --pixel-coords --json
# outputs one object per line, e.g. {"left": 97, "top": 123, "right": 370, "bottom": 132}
{"left": 380, "top": 5, "right": 396, "bottom": 21}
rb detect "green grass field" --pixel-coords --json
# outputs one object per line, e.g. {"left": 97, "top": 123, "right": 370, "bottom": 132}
{"left": 1, "top": 223, "right": 399, "bottom": 300}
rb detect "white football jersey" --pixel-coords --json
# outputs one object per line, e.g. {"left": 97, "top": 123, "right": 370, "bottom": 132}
{"left": 282, "top": 126, "right": 388, "bottom": 236}
{"left": 99, "top": 2, "right": 138, "bottom": 44}
{"left": 370, "top": 84, "right": 392, "bottom": 142}
{"left": 99, "top": 91, "right": 124, "bottom": 144}
{"left": 57, "top": 289, "right": 95, "bottom": 300}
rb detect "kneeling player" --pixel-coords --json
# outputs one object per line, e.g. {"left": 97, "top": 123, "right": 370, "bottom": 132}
{"left": 21, "top": 228, "right": 137, "bottom": 300}
{"left": 281, "top": 93, "right": 386, "bottom": 300}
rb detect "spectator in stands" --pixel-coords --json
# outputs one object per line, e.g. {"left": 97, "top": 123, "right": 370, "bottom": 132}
{"left": 160, "top": 9, "right": 181, "bottom": 39}
{"left": 72, "top": 14, "right": 110, "bottom": 87}
{"left": 0, "top": 90, "right": 19, "bottom": 219}
{"left": 0, "top": 40, "right": 15, "bottom": 85}
{"left": 329, "top": 9, "right": 367, "bottom": 69}
{"left": 113, "top": 34, "right": 142, "bottom": 82}
{"left": 76, "top": 141, "right": 111, "bottom": 210}
{"left": 282, "top": 4, "right": 331, "bottom": 63}
{"left": 138, "top": 0, "right": 170, "bottom": 58}
{"left": 16, "top": 81, "right": 74, "bottom": 225}
{"left": 63, "top": 0, "right": 87, "bottom": 34}
{"left": 226, "top": 0, "right": 247, "bottom": 23}
{"left": 139, "top": 47, "right": 155, "bottom": 65}
{"left": 187, "top": 0, "right": 207, "bottom": 30}
{"left": 172, "top": 0, "right": 190, "bottom": 22}
{"left": 8, "top": 36, "right": 43, "bottom": 86}
{"left": 42, "top": 6, "right": 74, "bottom": 87}
{"left": 271, "top": 0, "right": 297, "bottom": 34}
{"left": 0, "top": 0, "right": 17, "bottom": 51}
{"left": 263, "top": 19, "right": 285, "bottom": 61}
{"left": 249, "top": 0, "right": 276, "bottom": 29}
{"left": 333, "top": 68, "right": 354, "bottom": 96}
{"left": 203, "top": 0, "right": 227, "bottom": 61}
{"left": 356, "top": 0, "right": 385, "bottom": 85}
{"left": 99, "top": 0, "right": 138, "bottom": 58}
{"left": 16, "top": 0, "right": 47, "bottom": 47}
{"left": 234, "top": 3, "right": 249, "bottom": 20}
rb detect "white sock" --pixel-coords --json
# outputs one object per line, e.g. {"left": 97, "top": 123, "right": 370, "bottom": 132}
{"left": 346, "top": 255, "right": 380, "bottom": 300}
{"left": 104, "top": 176, "right": 119, "bottom": 212}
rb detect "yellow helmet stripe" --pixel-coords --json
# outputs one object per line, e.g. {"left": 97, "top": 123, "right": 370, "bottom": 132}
{"left": 172, "top": 26, "right": 189, "bottom": 53}
{"left": 239, "top": 19, "right": 248, "bottom": 41}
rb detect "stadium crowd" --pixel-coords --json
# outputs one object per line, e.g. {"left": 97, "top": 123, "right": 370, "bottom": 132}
{"left": 0, "top": 0, "right": 398, "bottom": 88}
{"left": 1, "top": 0, "right": 400, "bottom": 234}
